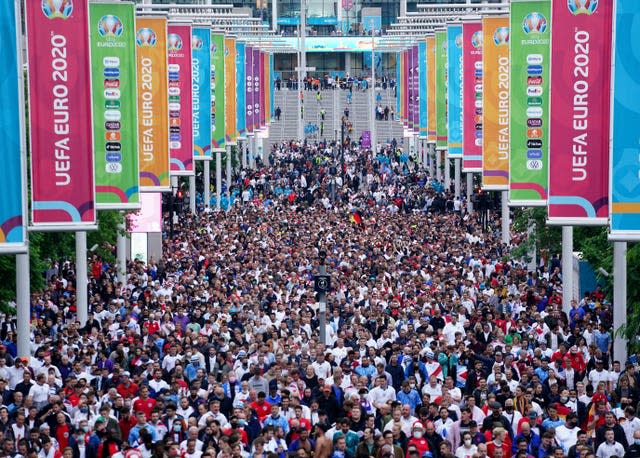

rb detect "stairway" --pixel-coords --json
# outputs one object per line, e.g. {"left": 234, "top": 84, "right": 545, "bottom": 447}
{"left": 268, "top": 86, "right": 405, "bottom": 147}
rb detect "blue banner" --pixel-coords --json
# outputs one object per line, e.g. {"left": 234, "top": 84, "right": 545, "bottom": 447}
{"left": 396, "top": 53, "right": 401, "bottom": 120}
{"left": 0, "top": 0, "right": 26, "bottom": 252}
{"left": 447, "top": 24, "right": 463, "bottom": 158}
{"left": 419, "top": 41, "right": 428, "bottom": 139}
{"left": 236, "top": 42, "right": 247, "bottom": 139}
{"left": 192, "top": 27, "right": 211, "bottom": 160}
{"left": 610, "top": 0, "right": 640, "bottom": 239}
{"left": 269, "top": 53, "right": 275, "bottom": 121}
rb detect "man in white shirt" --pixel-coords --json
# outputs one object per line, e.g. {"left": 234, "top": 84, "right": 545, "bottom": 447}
{"left": 596, "top": 428, "right": 625, "bottom": 458}
{"left": 399, "top": 405, "right": 418, "bottom": 437}
{"left": 311, "top": 353, "right": 332, "bottom": 380}
{"left": 620, "top": 406, "right": 640, "bottom": 446}
{"left": 589, "top": 360, "right": 610, "bottom": 387}
{"left": 443, "top": 314, "right": 465, "bottom": 345}
{"left": 555, "top": 413, "right": 580, "bottom": 453}
{"left": 368, "top": 375, "right": 396, "bottom": 411}
{"left": 422, "top": 376, "right": 442, "bottom": 398}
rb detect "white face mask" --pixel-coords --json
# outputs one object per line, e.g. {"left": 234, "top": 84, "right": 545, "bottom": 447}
{"left": 413, "top": 431, "right": 423, "bottom": 439}
{"left": 464, "top": 440, "right": 472, "bottom": 446}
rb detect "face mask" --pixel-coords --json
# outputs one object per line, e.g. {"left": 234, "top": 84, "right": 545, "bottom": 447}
{"left": 464, "top": 440, "right": 472, "bottom": 446}
{"left": 570, "top": 397, "right": 576, "bottom": 402}
{"left": 174, "top": 424, "right": 182, "bottom": 431}
{"left": 80, "top": 408, "right": 88, "bottom": 413}
{"left": 635, "top": 439, "right": 640, "bottom": 445}
{"left": 82, "top": 426, "right": 90, "bottom": 433}
{"left": 560, "top": 396, "right": 568, "bottom": 403}
{"left": 506, "top": 407, "right": 514, "bottom": 413}
{"left": 410, "top": 384, "right": 416, "bottom": 389}
{"left": 413, "top": 431, "right": 423, "bottom": 438}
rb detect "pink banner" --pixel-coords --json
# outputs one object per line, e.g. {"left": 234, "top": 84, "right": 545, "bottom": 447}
{"left": 245, "top": 46, "right": 254, "bottom": 134}
{"left": 26, "top": 0, "right": 96, "bottom": 227}
{"left": 167, "top": 24, "right": 193, "bottom": 176}
{"left": 259, "top": 51, "right": 267, "bottom": 129}
{"left": 128, "top": 192, "right": 162, "bottom": 233}
{"left": 548, "top": 0, "right": 612, "bottom": 224}
{"left": 403, "top": 50, "right": 409, "bottom": 126}
{"left": 462, "top": 21, "right": 483, "bottom": 172}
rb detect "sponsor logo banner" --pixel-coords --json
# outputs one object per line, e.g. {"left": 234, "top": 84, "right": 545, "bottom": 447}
{"left": 426, "top": 36, "right": 437, "bottom": 142}
{"left": 167, "top": 23, "right": 193, "bottom": 174}
{"left": 224, "top": 37, "right": 237, "bottom": 143}
{"left": 435, "top": 31, "right": 448, "bottom": 147}
{"left": 192, "top": 27, "right": 212, "bottom": 159}
{"left": 463, "top": 21, "right": 483, "bottom": 171}
{"left": 509, "top": 0, "right": 551, "bottom": 204}
{"left": 236, "top": 42, "right": 246, "bottom": 137}
{"left": 90, "top": 2, "right": 139, "bottom": 208}
{"left": 211, "top": 33, "right": 226, "bottom": 149}
{"left": 447, "top": 25, "right": 463, "bottom": 157}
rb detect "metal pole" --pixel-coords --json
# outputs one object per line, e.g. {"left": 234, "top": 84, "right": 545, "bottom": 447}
{"left": 436, "top": 148, "right": 442, "bottom": 181}
{"left": 370, "top": 19, "right": 377, "bottom": 152}
{"left": 318, "top": 264, "right": 327, "bottom": 346}
{"left": 204, "top": 160, "right": 211, "bottom": 210}
{"left": 240, "top": 140, "right": 246, "bottom": 169}
{"left": 454, "top": 158, "right": 461, "bottom": 198}
{"left": 117, "top": 214, "right": 127, "bottom": 285}
{"left": 501, "top": 191, "right": 510, "bottom": 245}
{"left": 226, "top": 145, "right": 232, "bottom": 204}
{"left": 216, "top": 151, "right": 222, "bottom": 210}
{"left": 444, "top": 155, "right": 451, "bottom": 191}
{"left": 75, "top": 231, "right": 88, "bottom": 326}
{"left": 613, "top": 241, "right": 628, "bottom": 364}
{"left": 16, "top": 253, "right": 30, "bottom": 358}
{"left": 297, "top": 0, "right": 306, "bottom": 140}
{"left": 428, "top": 144, "right": 435, "bottom": 177}
{"left": 562, "top": 226, "right": 573, "bottom": 315}
{"left": 466, "top": 172, "right": 473, "bottom": 213}
{"left": 271, "top": 0, "right": 278, "bottom": 32}
{"left": 189, "top": 175, "right": 196, "bottom": 213}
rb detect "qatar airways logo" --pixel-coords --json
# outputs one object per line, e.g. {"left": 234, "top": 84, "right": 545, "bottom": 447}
{"left": 568, "top": 0, "right": 598, "bottom": 15}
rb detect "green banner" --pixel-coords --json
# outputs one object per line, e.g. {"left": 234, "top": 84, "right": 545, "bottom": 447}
{"left": 508, "top": 0, "right": 550, "bottom": 206}
{"left": 435, "top": 30, "right": 448, "bottom": 148}
{"left": 89, "top": 2, "right": 139, "bottom": 209}
{"left": 211, "top": 33, "right": 226, "bottom": 151}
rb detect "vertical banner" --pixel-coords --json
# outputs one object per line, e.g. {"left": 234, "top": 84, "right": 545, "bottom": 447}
{"left": 259, "top": 51, "right": 267, "bottom": 129}
{"left": 167, "top": 23, "right": 194, "bottom": 175}
{"left": 89, "top": 2, "right": 140, "bottom": 209}
{"left": 236, "top": 42, "right": 246, "bottom": 139}
{"left": 26, "top": 0, "right": 96, "bottom": 228}
{"left": 136, "top": 16, "right": 170, "bottom": 191}
{"left": 548, "top": 0, "right": 612, "bottom": 225}
{"left": 435, "top": 30, "right": 448, "bottom": 149}
{"left": 462, "top": 21, "right": 483, "bottom": 172}
{"left": 482, "top": 16, "right": 510, "bottom": 190}
{"left": 245, "top": 46, "right": 254, "bottom": 135}
{"left": 127, "top": 192, "right": 162, "bottom": 233}
{"left": 269, "top": 53, "right": 275, "bottom": 121}
{"left": 211, "top": 33, "right": 225, "bottom": 150}
{"left": 192, "top": 27, "right": 212, "bottom": 160}
{"left": 407, "top": 48, "right": 414, "bottom": 130}
{"left": 509, "top": 0, "right": 551, "bottom": 206}
{"left": 402, "top": 51, "right": 409, "bottom": 126}
{"left": 412, "top": 45, "right": 420, "bottom": 134}
{"left": 426, "top": 36, "right": 437, "bottom": 143}
{"left": 0, "top": 0, "right": 26, "bottom": 251}
{"left": 224, "top": 37, "right": 237, "bottom": 145}
{"left": 396, "top": 52, "right": 401, "bottom": 122}
{"left": 418, "top": 41, "right": 428, "bottom": 139}
{"left": 610, "top": 0, "right": 640, "bottom": 239}
{"left": 253, "top": 48, "right": 261, "bottom": 132}
{"left": 447, "top": 24, "right": 463, "bottom": 158}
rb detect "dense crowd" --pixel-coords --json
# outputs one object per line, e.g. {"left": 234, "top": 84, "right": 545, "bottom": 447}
{"left": 3, "top": 142, "right": 638, "bottom": 458}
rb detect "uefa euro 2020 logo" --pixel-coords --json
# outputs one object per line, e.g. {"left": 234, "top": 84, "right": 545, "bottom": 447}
{"left": 567, "top": 0, "right": 598, "bottom": 15}
{"left": 136, "top": 28, "right": 157, "bottom": 47}
{"left": 98, "top": 15, "right": 123, "bottom": 37}
{"left": 522, "top": 12, "right": 547, "bottom": 34}
{"left": 471, "top": 31, "right": 483, "bottom": 48}
{"left": 42, "top": 0, "right": 73, "bottom": 19}
{"left": 168, "top": 34, "right": 183, "bottom": 51}
{"left": 455, "top": 34, "right": 463, "bottom": 49}
{"left": 192, "top": 35, "right": 203, "bottom": 50}
{"left": 493, "top": 27, "right": 510, "bottom": 46}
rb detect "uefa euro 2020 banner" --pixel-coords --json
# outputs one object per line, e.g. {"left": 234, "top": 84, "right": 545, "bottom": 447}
{"left": 508, "top": 0, "right": 551, "bottom": 207}
{"left": 236, "top": 42, "right": 246, "bottom": 139}
{"left": 211, "top": 33, "right": 225, "bottom": 150}
{"left": 426, "top": 36, "right": 437, "bottom": 143}
{"left": 136, "top": 16, "right": 171, "bottom": 192}
{"left": 89, "top": 2, "right": 140, "bottom": 209}
{"left": 253, "top": 48, "right": 261, "bottom": 132}
{"left": 462, "top": 21, "right": 483, "bottom": 173}
{"left": 610, "top": 0, "right": 640, "bottom": 240}
{"left": 447, "top": 24, "right": 463, "bottom": 158}
{"left": 224, "top": 37, "right": 238, "bottom": 145}
{"left": 482, "top": 16, "right": 510, "bottom": 190}
{"left": 435, "top": 30, "right": 448, "bottom": 149}
{"left": 167, "top": 23, "right": 194, "bottom": 175}
{"left": 548, "top": 0, "right": 612, "bottom": 225}
{"left": 418, "top": 41, "right": 428, "bottom": 139}
{"left": 26, "top": 0, "right": 96, "bottom": 228}
{"left": 0, "top": 0, "right": 26, "bottom": 252}
{"left": 192, "top": 27, "right": 212, "bottom": 160}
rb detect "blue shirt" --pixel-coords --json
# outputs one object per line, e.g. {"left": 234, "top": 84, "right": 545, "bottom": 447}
{"left": 594, "top": 330, "right": 611, "bottom": 354}
{"left": 128, "top": 423, "right": 158, "bottom": 446}
{"left": 263, "top": 415, "right": 289, "bottom": 434}
{"left": 396, "top": 389, "right": 421, "bottom": 414}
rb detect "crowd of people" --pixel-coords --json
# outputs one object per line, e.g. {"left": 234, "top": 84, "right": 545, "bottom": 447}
{"left": 2, "top": 141, "right": 638, "bottom": 458}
